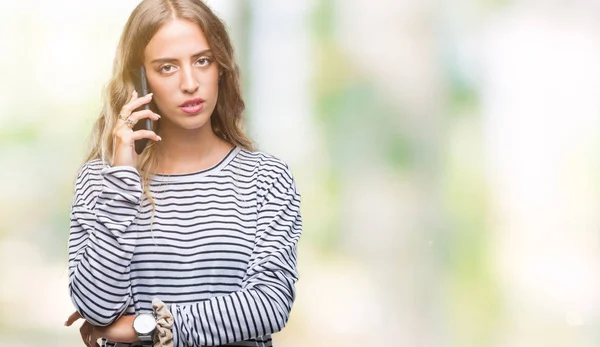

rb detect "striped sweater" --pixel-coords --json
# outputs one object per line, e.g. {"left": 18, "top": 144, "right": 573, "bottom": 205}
{"left": 67, "top": 147, "right": 302, "bottom": 347}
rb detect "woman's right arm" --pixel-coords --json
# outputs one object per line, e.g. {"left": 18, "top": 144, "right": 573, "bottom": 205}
{"left": 68, "top": 160, "right": 143, "bottom": 326}
{"left": 68, "top": 91, "right": 160, "bottom": 326}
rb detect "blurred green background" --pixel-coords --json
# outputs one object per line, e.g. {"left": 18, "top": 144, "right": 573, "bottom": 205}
{"left": 1, "top": 0, "right": 599, "bottom": 346}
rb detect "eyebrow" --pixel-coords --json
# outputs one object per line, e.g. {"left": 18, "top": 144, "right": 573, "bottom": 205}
{"left": 150, "top": 49, "right": 213, "bottom": 64}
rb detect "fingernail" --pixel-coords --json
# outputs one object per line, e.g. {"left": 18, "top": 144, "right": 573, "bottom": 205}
{"left": 147, "top": 93, "right": 153, "bottom": 97}
{"left": 133, "top": 90, "right": 137, "bottom": 95}
{"left": 155, "top": 113, "right": 161, "bottom": 118}
{"left": 157, "top": 136, "right": 162, "bottom": 141}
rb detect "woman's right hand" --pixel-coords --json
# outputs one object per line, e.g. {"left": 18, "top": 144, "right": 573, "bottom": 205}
{"left": 112, "top": 90, "right": 162, "bottom": 167}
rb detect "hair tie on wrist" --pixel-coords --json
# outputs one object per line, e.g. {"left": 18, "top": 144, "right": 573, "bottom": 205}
{"left": 152, "top": 298, "right": 174, "bottom": 347}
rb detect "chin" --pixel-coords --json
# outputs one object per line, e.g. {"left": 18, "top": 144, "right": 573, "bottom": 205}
{"left": 176, "top": 113, "right": 212, "bottom": 131}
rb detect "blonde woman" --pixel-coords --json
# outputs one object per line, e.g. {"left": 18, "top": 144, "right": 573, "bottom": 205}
{"left": 64, "top": 1, "right": 302, "bottom": 346}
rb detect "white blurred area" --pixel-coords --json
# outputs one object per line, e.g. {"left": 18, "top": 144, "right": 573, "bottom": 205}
{"left": 482, "top": 5, "right": 600, "bottom": 345}
{"left": 0, "top": 1, "right": 600, "bottom": 346}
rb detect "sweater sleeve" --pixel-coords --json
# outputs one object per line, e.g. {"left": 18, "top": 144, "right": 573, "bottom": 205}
{"left": 171, "top": 163, "right": 302, "bottom": 347}
{"left": 67, "top": 161, "right": 142, "bottom": 326}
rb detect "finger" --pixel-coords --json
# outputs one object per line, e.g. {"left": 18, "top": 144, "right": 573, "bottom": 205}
{"left": 127, "top": 109, "right": 161, "bottom": 124}
{"left": 120, "top": 92, "right": 153, "bottom": 118}
{"left": 117, "top": 110, "right": 160, "bottom": 129}
{"left": 112, "top": 128, "right": 162, "bottom": 149}
{"left": 80, "top": 325, "right": 91, "bottom": 347}
{"left": 130, "top": 129, "right": 162, "bottom": 142}
{"left": 65, "top": 311, "right": 82, "bottom": 326}
{"left": 92, "top": 329, "right": 102, "bottom": 347}
{"left": 118, "top": 90, "right": 138, "bottom": 120}
{"left": 128, "top": 89, "right": 138, "bottom": 103}
{"left": 83, "top": 323, "right": 93, "bottom": 347}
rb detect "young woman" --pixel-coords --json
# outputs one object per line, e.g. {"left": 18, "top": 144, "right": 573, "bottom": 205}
{"left": 64, "top": 1, "right": 302, "bottom": 346}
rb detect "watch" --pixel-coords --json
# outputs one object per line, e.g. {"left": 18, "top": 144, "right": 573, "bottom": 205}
{"left": 133, "top": 312, "right": 156, "bottom": 346}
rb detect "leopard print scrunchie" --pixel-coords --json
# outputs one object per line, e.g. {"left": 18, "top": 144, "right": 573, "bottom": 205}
{"left": 151, "top": 298, "right": 174, "bottom": 347}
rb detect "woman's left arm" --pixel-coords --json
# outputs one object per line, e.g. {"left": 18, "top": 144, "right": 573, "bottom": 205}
{"left": 171, "top": 164, "right": 302, "bottom": 347}
{"left": 65, "top": 312, "right": 137, "bottom": 345}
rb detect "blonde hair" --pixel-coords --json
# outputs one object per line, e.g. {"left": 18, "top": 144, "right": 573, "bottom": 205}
{"left": 84, "top": 0, "right": 254, "bottom": 209}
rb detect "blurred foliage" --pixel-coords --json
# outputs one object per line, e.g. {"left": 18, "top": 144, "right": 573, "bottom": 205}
{"left": 0, "top": 124, "right": 40, "bottom": 146}
{"left": 310, "top": 0, "right": 414, "bottom": 254}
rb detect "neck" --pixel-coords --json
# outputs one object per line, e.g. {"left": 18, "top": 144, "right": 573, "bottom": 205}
{"left": 155, "top": 120, "right": 233, "bottom": 174}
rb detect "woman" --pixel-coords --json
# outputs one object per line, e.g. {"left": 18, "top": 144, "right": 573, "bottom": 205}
{"left": 64, "top": 1, "right": 302, "bottom": 346}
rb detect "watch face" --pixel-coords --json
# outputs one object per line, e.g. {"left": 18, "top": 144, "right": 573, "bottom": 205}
{"left": 133, "top": 313, "right": 156, "bottom": 334}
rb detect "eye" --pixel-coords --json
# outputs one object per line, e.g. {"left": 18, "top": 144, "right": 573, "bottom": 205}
{"left": 196, "top": 57, "right": 212, "bottom": 67}
{"left": 158, "top": 64, "right": 177, "bottom": 73}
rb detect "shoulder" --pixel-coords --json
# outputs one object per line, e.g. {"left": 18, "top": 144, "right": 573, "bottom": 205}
{"left": 237, "top": 148, "right": 295, "bottom": 186}
{"left": 74, "top": 159, "right": 108, "bottom": 185}
{"left": 75, "top": 159, "right": 140, "bottom": 183}
{"left": 71, "top": 159, "right": 108, "bottom": 205}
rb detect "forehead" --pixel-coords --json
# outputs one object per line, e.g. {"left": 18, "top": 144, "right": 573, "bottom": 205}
{"left": 144, "top": 18, "right": 209, "bottom": 59}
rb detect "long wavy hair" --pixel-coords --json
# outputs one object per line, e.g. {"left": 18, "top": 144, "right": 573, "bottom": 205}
{"left": 84, "top": 0, "right": 254, "bottom": 209}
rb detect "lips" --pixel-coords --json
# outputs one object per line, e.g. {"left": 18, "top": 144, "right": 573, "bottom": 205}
{"left": 179, "top": 98, "right": 205, "bottom": 115}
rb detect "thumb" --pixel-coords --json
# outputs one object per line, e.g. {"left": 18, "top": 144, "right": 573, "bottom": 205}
{"left": 64, "top": 311, "right": 82, "bottom": 327}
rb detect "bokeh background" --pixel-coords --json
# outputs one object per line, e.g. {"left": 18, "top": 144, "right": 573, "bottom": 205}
{"left": 1, "top": 0, "right": 600, "bottom": 346}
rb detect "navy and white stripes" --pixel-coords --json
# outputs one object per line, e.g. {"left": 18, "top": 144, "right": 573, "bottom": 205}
{"left": 68, "top": 147, "right": 302, "bottom": 347}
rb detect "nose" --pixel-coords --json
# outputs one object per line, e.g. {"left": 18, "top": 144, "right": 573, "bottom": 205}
{"left": 180, "top": 66, "right": 199, "bottom": 94}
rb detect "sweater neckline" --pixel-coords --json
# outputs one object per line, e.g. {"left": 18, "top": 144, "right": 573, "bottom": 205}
{"left": 151, "top": 146, "right": 240, "bottom": 182}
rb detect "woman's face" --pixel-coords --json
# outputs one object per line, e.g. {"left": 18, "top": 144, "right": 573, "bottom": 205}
{"left": 143, "top": 18, "right": 220, "bottom": 131}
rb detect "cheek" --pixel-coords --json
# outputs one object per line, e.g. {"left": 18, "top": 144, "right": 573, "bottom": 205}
{"left": 149, "top": 82, "right": 174, "bottom": 108}
{"left": 212, "top": 82, "right": 220, "bottom": 98}
{"left": 210, "top": 77, "right": 220, "bottom": 97}
{"left": 209, "top": 86, "right": 220, "bottom": 109}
